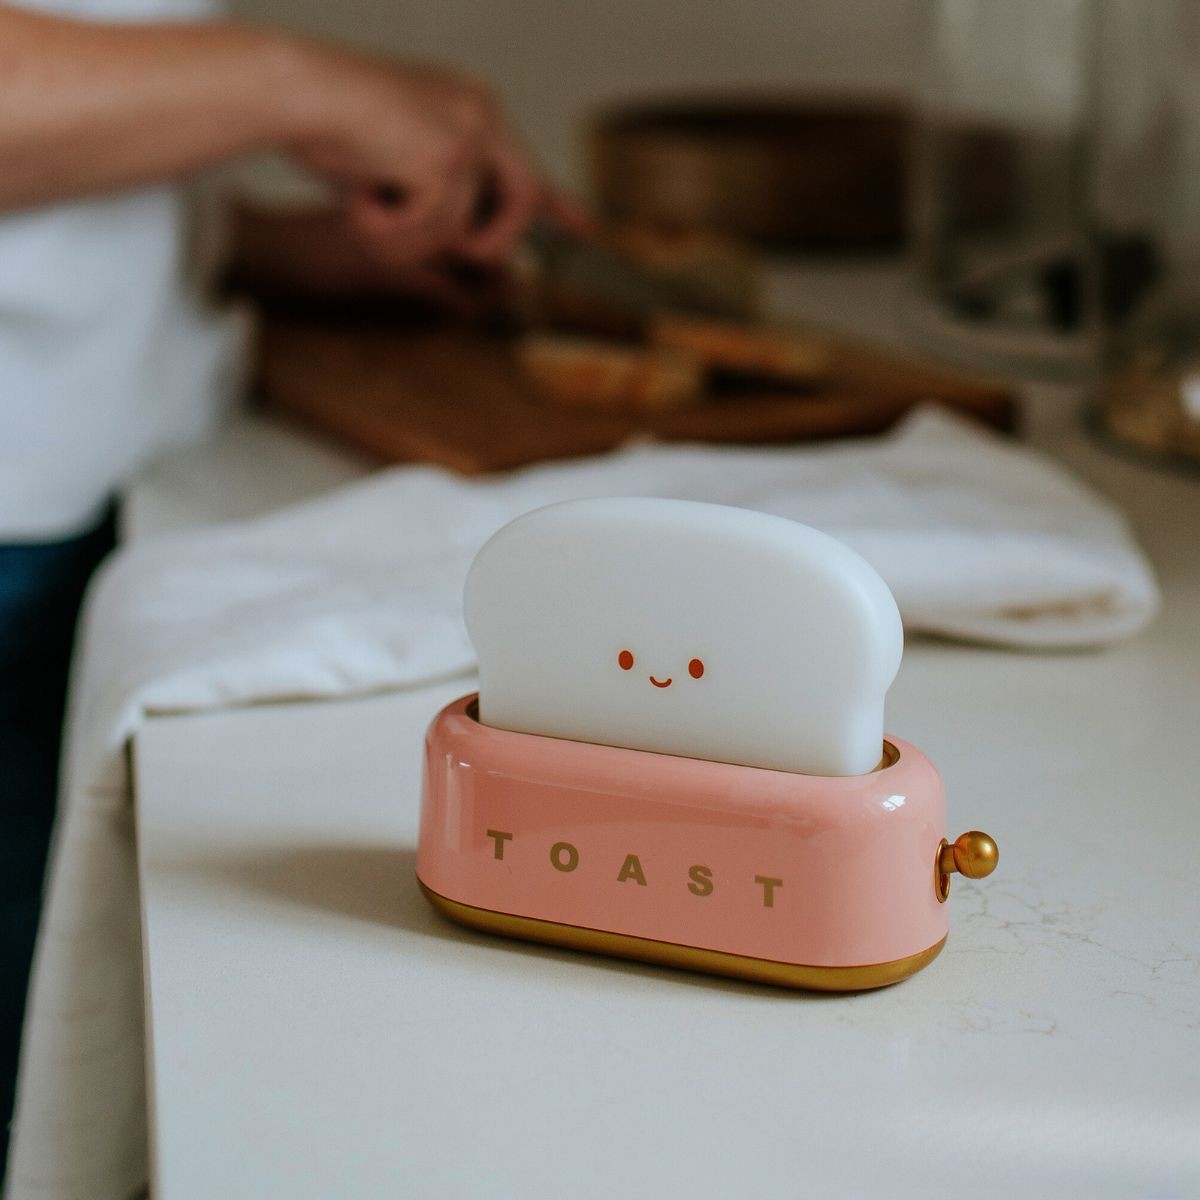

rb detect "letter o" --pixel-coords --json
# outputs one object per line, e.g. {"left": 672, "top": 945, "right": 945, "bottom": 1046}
{"left": 550, "top": 841, "right": 579, "bottom": 872}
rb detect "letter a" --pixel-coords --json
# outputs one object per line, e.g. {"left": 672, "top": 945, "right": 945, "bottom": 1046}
{"left": 617, "top": 854, "right": 648, "bottom": 886}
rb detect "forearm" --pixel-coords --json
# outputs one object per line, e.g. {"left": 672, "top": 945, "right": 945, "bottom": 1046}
{"left": 0, "top": 8, "right": 570, "bottom": 264}
{"left": 0, "top": 6, "right": 321, "bottom": 211}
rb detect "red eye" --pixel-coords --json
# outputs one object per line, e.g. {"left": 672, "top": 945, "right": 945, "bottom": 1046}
{"left": 618, "top": 650, "right": 634, "bottom": 670}
{"left": 689, "top": 658, "right": 705, "bottom": 679}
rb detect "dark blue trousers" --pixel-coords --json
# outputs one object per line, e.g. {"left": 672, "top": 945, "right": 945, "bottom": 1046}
{"left": 0, "top": 509, "right": 114, "bottom": 1182}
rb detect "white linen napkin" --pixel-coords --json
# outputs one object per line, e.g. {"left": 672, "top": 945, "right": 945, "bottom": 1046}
{"left": 5, "top": 408, "right": 1158, "bottom": 1200}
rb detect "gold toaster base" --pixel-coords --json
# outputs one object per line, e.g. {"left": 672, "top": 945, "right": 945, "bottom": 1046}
{"left": 419, "top": 880, "right": 946, "bottom": 992}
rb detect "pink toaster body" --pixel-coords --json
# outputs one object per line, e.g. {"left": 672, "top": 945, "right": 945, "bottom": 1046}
{"left": 417, "top": 695, "right": 966, "bottom": 991}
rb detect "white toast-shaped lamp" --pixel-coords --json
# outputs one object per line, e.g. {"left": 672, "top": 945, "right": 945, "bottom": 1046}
{"left": 417, "top": 497, "right": 997, "bottom": 991}
{"left": 465, "top": 497, "right": 903, "bottom": 776}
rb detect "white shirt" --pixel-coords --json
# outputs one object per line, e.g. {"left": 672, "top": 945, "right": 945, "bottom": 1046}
{"left": 0, "top": 0, "right": 245, "bottom": 540}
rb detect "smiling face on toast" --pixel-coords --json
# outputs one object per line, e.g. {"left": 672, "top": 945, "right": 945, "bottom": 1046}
{"left": 464, "top": 497, "right": 903, "bottom": 777}
{"left": 619, "top": 648, "right": 705, "bottom": 689}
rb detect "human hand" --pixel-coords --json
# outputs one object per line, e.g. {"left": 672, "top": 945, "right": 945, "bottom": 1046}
{"left": 289, "top": 52, "right": 587, "bottom": 270}
{"left": 230, "top": 204, "right": 519, "bottom": 320}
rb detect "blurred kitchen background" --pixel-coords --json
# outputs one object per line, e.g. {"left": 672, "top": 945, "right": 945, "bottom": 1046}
{"left": 228, "top": 0, "right": 921, "bottom": 188}
{"left": 204, "top": 0, "right": 1200, "bottom": 479}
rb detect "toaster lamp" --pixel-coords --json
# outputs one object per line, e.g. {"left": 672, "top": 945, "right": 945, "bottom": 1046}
{"left": 417, "top": 497, "right": 997, "bottom": 991}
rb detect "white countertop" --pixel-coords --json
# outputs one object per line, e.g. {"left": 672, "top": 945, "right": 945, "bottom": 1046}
{"left": 130, "top": 265, "right": 1200, "bottom": 1198}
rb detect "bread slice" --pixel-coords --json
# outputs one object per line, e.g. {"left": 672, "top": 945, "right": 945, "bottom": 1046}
{"left": 649, "top": 314, "right": 830, "bottom": 385}
{"left": 517, "top": 334, "right": 703, "bottom": 411}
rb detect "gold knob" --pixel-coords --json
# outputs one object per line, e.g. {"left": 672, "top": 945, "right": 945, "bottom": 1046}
{"left": 944, "top": 831, "right": 999, "bottom": 879}
{"left": 935, "top": 831, "right": 998, "bottom": 902}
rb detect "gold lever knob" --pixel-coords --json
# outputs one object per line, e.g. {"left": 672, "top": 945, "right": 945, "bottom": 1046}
{"left": 940, "top": 831, "right": 999, "bottom": 879}
{"left": 935, "top": 831, "right": 998, "bottom": 901}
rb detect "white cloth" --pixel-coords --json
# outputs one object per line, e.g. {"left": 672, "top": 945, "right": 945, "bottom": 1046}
{"left": 5, "top": 409, "right": 1159, "bottom": 1199}
{"left": 0, "top": 0, "right": 241, "bottom": 540}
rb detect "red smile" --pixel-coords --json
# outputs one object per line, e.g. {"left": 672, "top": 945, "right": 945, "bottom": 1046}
{"left": 649, "top": 676, "right": 673, "bottom": 688}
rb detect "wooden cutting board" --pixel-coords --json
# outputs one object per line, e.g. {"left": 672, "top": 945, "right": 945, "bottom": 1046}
{"left": 257, "top": 317, "right": 1016, "bottom": 474}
